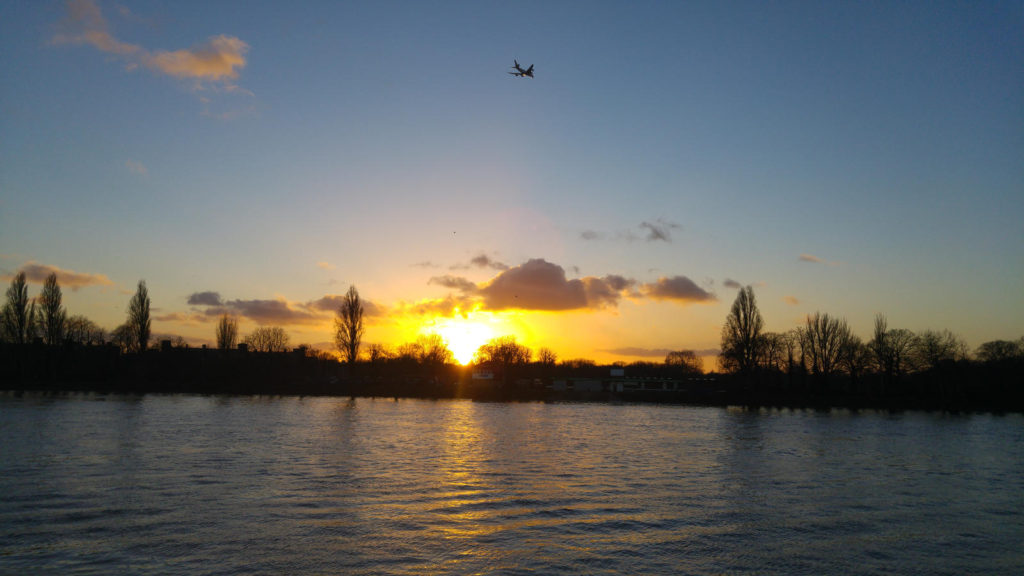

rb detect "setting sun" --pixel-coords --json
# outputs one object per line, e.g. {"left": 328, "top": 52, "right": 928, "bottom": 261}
{"left": 430, "top": 315, "right": 496, "bottom": 365}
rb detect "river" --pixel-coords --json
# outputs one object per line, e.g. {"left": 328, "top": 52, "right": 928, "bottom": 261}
{"left": 1, "top": 393, "right": 1022, "bottom": 575}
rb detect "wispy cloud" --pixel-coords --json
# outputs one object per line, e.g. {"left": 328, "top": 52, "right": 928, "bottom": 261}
{"left": 639, "top": 219, "right": 679, "bottom": 242}
{"left": 784, "top": 296, "right": 800, "bottom": 306}
{"left": 581, "top": 219, "right": 680, "bottom": 243}
{"left": 2, "top": 261, "right": 114, "bottom": 291}
{"left": 723, "top": 278, "right": 742, "bottom": 290}
{"left": 799, "top": 253, "right": 840, "bottom": 266}
{"left": 52, "top": 0, "right": 250, "bottom": 107}
{"left": 316, "top": 261, "right": 335, "bottom": 270}
{"left": 125, "top": 159, "right": 147, "bottom": 175}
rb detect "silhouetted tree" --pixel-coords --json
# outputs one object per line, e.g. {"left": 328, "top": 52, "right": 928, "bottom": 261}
{"left": 334, "top": 285, "right": 364, "bottom": 364}
{"left": 2, "top": 272, "right": 36, "bottom": 344}
{"left": 65, "top": 315, "right": 105, "bottom": 345}
{"left": 915, "top": 329, "right": 967, "bottom": 370}
{"left": 125, "top": 280, "right": 151, "bottom": 353}
{"left": 720, "top": 286, "right": 764, "bottom": 376}
{"left": 976, "top": 339, "right": 1024, "bottom": 363}
{"left": 537, "top": 347, "right": 558, "bottom": 366}
{"left": 38, "top": 273, "right": 66, "bottom": 346}
{"left": 803, "top": 312, "right": 851, "bottom": 384}
{"left": 758, "top": 332, "right": 788, "bottom": 373}
{"left": 475, "top": 336, "right": 532, "bottom": 366}
{"left": 243, "top": 326, "right": 290, "bottom": 352}
{"left": 416, "top": 334, "right": 454, "bottom": 366}
{"left": 665, "top": 350, "right": 702, "bottom": 374}
{"left": 840, "top": 334, "right": 871, "bottom": 390}
{"left": 365, "top": 342, "right": 393, "bottom": 363}
{"left": 215, "top": 313, "right": 238, "bottom": 350}
{"left": 110, "top": 323, "right": 132, "bottom": 353}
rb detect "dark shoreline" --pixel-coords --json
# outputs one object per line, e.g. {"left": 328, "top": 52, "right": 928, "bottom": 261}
{"left": 3, "top": 380, "right": 1021, "bottom": 414}
{"left": 2, "top": 343, "right": 1021, "bottom": 413}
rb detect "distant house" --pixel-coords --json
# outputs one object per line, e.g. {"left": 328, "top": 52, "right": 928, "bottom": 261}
{"left": 471, "top": 362, "right": 499, "bottom": 381}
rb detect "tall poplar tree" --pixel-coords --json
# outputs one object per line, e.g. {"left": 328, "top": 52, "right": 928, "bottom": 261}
{"left": 126, "top": 280, "right": 151, "bottom": 353}
{"left": 38, "top": 273, "right": 67, "bottom": 346}
{"left": 334, "top": 285, "right": 364, "bottom": 364}
{"left": 719, "top": 285, "right": 764, "bottom": 375}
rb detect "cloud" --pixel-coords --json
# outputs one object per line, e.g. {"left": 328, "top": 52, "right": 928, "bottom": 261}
{"left": 316, "top": 261, "right": 335, "bottom": 270}
{"left": 144, "top": 35, "right": 248, "bottom": 82}
{"left": 798, "top": 253, "right": 840, "bottom": 266}
{"left": 784, "top": 296, "right": 800, "bottom": 306}
{"left": 3, "top": 262, "right": 114, "bottom": 291}
{"left": 309, "top": 295, "right": 384, "bottom": 317}
{"left": 799, "top": 253, "right": 825, "bottom": 264}
{"left": 429, "top": 275, "right": 479, "bottom": 293}
{"left": 639, "top": 219, "right": 679, "bottom": 242}
{"left": 640, "top": 276, "right": 716, "bottom": 303}
{"left": 581, "top": 219, "right": 680, "bottom": 243}
{"left": 124, "top": 159, "right": 148, "bottom": 175}
{"left": 53, "top": 0, "right": 248, "bottom": 91}
{"left": 603, "top": 347, "right": 676, "bottom": 358}
{"left": 478, "top": 259, "right": 632, "bottom": 311}
{"left": 186, "top": 290, "right": 385, "bottom": 326}
{"left": 186, "top": 291, "right": 223, "bottom": 306}
{"left": 723, "top": 278, "right": 742, "bottom": 290}
{"left": 421, "top": 258, "right": 715, "bottom": 313}
{"left": 469, "top": 253, "right": 509, "bottom": 271}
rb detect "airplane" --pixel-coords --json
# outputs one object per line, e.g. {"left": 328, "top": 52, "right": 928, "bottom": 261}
{"left": 509, "top": 59, "right": 534, "bottom": 78}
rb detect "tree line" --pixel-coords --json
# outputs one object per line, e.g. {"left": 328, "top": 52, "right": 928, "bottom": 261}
{"left": 3, "top": 273, "right": 1021, "bottom": 408}
{"left": 718, "top": 285, "right": 1023, "bottom": 400}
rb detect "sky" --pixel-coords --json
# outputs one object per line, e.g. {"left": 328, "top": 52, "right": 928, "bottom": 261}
{"left": 2, "top": 0, "right": 1022, "bottom": 366}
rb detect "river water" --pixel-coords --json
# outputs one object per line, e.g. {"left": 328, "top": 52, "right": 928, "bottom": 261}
{"left": 1, "top": 393, "right": 1022, "bottom": 575}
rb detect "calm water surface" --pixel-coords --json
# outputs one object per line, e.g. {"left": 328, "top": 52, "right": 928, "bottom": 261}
{"left": 1, "top": 393, "right": 1022, "bottom": 575}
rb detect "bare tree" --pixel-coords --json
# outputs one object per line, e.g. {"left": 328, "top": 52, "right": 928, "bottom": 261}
{"left": 976, "top": 339, "right": 1024, "bottom": 363}
{"left": 416, "top": 334, "right": 454, "bottom": 366}
{"left": 475, "top": 335, "right": 532, "bottom": 366}
{"left": 2, "top": 272, "right": 36, "bottom": 344}
{"left": 365, "top": 342, "right": 393, "bottom": 363}
{"left": 803, "top": 312, "right": 851, "bottom": 383}
{"left": 334, "top": 285, "right": 364, "bottom": 364}
{"left": 66, "top": 315, "right": 105, "bottom": 346}
{"left": 840, "top": 334, "right": 871, "bottom": 387}
{"left": 665, "top": 350, "right": 703, "bottom": 374}
{"left": 758, "top": 332, "right": 788, "bottom": 373}
{"left": 125, "top": 280, "right": 151, "bottom": 353}
{"left": 536, "top": 347, "right": 558, "bottom": 366}
{"left": 38, "top": 273, "right": 66, "bottom": 346}
{"left": 243, "top": 326, "right": 291, "bottom": 352}
{"left": 915, "top": 329, "right": 967, "bottom": 370}
{"left": 720, "top": 285, "right": 764, "bottom": 375}
{"left": 215, "top": 313, "right": 238, "bottom": 350}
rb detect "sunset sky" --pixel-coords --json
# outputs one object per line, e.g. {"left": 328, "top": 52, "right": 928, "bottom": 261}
{"left": 2, "top": 1, "right": 1022, "bottom": 365}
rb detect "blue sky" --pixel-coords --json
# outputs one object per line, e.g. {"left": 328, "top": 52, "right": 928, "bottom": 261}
{"left": 2, "top": 1, "right": 1022, "bottom": 362}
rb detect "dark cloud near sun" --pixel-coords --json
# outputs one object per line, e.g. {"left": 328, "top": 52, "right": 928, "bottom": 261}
{"left": 429, "top": 275, "right": 480, "bottom": 293}
{"left": 640, "top": 276, "right": 716, "bottom": 303}
{"left": 478, "top": 259, "right": 633, "bottom": 311}
{"left": 187, "top": 291, "right": 224, "bottom": 306}
{"left": 421, "top": 258, "right": 712, "bottom": 313}
{"left": 186, "top": 291, "right": 384, "bottom": 325}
